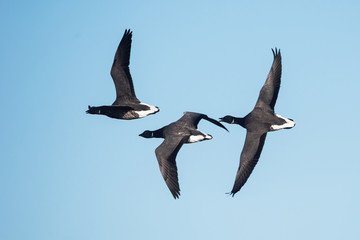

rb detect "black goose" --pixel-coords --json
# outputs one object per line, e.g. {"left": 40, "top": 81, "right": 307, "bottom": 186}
{"left": 220, "top": 48, "right": 295, "bottom": 196}
{"left": 139, "top": 112, "right": 228, "bottom": 199}
{"left": 86, "top": 29, "right": 159, "bottom": 119}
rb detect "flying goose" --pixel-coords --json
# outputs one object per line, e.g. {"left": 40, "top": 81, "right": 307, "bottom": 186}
{"left": 220, "top": 48, "right": 295, "bottom": 196}
{"left": 86, "top": 29, "right": 159, "bottom": 119}
{"left": 140, "top": 112, "right": 228, "bottom": 199}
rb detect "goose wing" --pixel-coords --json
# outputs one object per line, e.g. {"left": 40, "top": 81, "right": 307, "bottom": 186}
{"left": 254, "top": 48, "right": 282, "bottom": 110}
{"left": 230, "top": 132, "right": 267, "bottom": 196}
{"left": 178, "top": 112, "right": 228, "bottom": 132}
{"left": 110, "top": 29, "right": 139, "bottom": 105}
{"left": 155, "top": 136, "right": 188, "bottom": 199}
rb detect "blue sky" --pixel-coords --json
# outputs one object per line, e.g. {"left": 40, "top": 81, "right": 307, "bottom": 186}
{"left": 1, "top": 0, "right": 359, "bottom": 239}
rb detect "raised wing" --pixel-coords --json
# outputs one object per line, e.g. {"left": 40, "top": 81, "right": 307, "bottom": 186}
{"left": 155, "top": 136, "right": 188, "bottom": 199}
{"left": 178, "top": 112, "right": 228, "bottom": 132}
{"left": 202, "top": 115, "right": 229, "bottom": 132}
{"left": 110, "top": 29, "right": 139, "bottom": 105}
{"left": 229, "top": 132, "right": 267, "bottom": 196}
{"left": 254, "top": 48, "right": 282, "bottom": 110}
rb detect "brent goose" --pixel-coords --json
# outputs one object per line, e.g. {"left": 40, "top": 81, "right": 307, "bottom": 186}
{"left": 86, "top": 29, "right": 159, "bottom": 119}
{"left": 139, "top": 112, "right": 228, "bottom": 199}
{"left": 220, "top": 48, "right": 295, "bottom": 196}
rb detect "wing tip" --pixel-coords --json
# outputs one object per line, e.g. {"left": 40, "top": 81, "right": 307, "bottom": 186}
{"left": 226, "top": 192, "right": 236, "bottom": 197}
{"left": 203, "top": 115, "right": 229, "bottom": 132}
{"left": 172, "top": 191, "right": 180, "bottom": 199}
{"left": 124, "top": 28, "right": 133, "bottom": 36}
{"left": 271, "top": 47, "right": 281, "bottom": 58}
{"left": 120, "top": 29, "right": 133, "bottom": 46}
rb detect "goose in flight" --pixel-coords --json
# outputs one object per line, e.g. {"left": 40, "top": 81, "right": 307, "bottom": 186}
{"left": 140, "top": 112, "right": 228, "bottom": 199}
{"left": 220, "top": 48, "right": 295, "bottom": 196}
{"left": 87, "top": 29, "right": 159, "bottom": 119}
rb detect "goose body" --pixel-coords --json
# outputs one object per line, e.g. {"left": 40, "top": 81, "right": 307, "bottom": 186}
{"left": 220, "top": 49, "right": 295, "bottom": 196}
{"left": 86, "top": 29, "right": 159, "bottom": 120}
{"left": 140, "top": 112, "right": 228, "bottom": 199}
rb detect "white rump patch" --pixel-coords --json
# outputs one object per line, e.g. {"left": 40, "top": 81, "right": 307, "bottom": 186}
{"left": 188, "top": 131, "right": 213, "bottom": 143}
{"left": 136, "top": 103, "right": 159, "bottom": 118}
{"left": 270, "top": 114, "right": 296, "bottom": 131}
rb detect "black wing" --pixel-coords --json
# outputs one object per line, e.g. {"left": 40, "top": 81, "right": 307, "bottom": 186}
{"left": 254, "top": 48, "right": 282, "bottom": 110}
{"left": 110, "top": 29, "right": 140, "bottom": 105}
{"left": 230, "top": 132, "right": 267, "bottom": 196}
{"left": 202, "top": 115, "right": 229, "bottom": 132}
{"left": 155, "top": 136, "right": 188, "bottom": 199}
{"left": 178, "top": 112, "right": 228, "bottom": 132}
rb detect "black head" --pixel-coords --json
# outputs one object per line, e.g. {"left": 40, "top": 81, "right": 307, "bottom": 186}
{"left": 219, "top": 115, "right": 236, "bottom": 124}
{"left": 86, "top": 106, "right": 101, "bottom": 114}
{"left": 139, "top": 130, "right": 153, "bottom": 138}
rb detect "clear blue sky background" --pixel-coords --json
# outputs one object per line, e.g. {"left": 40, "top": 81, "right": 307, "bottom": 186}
{"left": 1, "top": 0, "right": 359, "bottom": 239}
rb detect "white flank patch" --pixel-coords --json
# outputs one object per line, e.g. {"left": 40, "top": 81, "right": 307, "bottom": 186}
{"left": 136, "top": 103, "right": 159, "bottom": 118}
{"left": 270, "top": 114, "right": 296, "bottom": 131}
{"left": 188, "top": 131, "right": 213, "bottom": 143}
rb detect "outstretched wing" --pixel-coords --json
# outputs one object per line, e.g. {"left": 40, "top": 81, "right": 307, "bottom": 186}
{"left": 155, "top": 136, "right": 188, "bottom": 199}
{"left": 202, "top": 115, "right": 229, "bottom": 132}
{"left": 178, "top": 112, "right": 228, "bottom": 132}
{"left": 254, "top": 48, "right": 282, "bottom": 110}
{"left": 110, "top": 29, "right": 139, "bottom": 105}
{"left": 229, "top": 132, "right": 267, "bottom": 196}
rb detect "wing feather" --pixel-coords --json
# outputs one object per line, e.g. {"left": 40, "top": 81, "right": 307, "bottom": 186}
{"left": 155, "top": 136, "right": 187, "bottom": 199}
{"left": 254, "top": 48, "right": 282, "bottom": 110}
{"left": 110, "top": 29, "right": 139, "bottom": 105}
{"left": 230, "top": 132, "right": 267, "bottom": 196}
{"left": 178, "top": 112, "right": 228, "bottom": 132}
